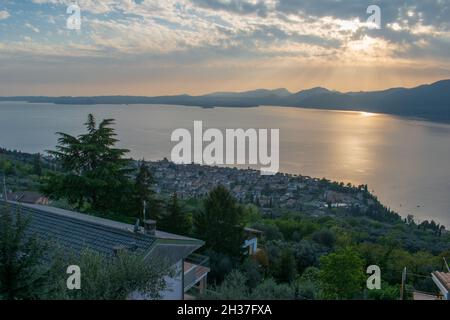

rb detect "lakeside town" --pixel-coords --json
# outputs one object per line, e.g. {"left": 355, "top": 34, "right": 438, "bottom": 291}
{"left": 0, "top": 147, "right": 409, "bottom": 222}
{"left": 0, "top": 147, "right": 433, "bottom": 228}
{"left": 147, "top": 159, "right": 376, "bottom": 218}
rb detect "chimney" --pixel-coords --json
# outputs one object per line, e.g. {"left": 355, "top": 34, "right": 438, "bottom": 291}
{"left": 143, "top": 219, "right": 157, "bottom": 236}
{"left": 134, "top": 219, "right": 140, "bottom": 233}
{"left": 113, "top": 245, "right": 127, "bottom": 256}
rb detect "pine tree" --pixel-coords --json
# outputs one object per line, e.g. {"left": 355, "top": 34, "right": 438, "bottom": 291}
{"left": 160, "top": 193, "right": 191, "bottom": 235}
{"left": 42, "top": 114, "right": 132, "bottom": 215}
{"left": 194, "top": 185, "right": 245, "bottom": 259}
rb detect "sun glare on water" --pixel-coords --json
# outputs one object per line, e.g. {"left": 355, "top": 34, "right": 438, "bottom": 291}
{"left": 360, "top": 112, "right": 377, "bottom": 118}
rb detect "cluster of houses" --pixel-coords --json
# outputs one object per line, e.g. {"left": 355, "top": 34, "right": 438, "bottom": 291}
{"left": 148, "top": 159, "right": 370, "bottom": 216}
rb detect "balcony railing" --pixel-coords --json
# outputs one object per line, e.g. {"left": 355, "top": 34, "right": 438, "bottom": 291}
{"left": 184, "top": 253, "right": 210, "bottom": 292}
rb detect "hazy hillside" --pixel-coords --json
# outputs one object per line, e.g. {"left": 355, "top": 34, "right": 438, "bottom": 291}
{"left": 1, "top": 80, "right": 449, "bottom": 122}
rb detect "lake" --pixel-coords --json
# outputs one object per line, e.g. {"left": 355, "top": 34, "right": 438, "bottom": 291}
{"left": 1, "top": 101, "right": 449, "bottom": 227}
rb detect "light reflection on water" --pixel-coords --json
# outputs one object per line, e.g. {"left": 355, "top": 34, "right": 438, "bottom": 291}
{"left": 1, "top": 102, "right": 449, "bottom": 226}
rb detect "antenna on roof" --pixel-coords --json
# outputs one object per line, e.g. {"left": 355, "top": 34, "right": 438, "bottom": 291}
{"left": 444, "top": 257, "right": 450, "bottom": 273}
{"left": 143, "top": 200, "right": 147, "bottom": 224}
{"left": 400, "top": 267, "right": 407, "bottom": 300}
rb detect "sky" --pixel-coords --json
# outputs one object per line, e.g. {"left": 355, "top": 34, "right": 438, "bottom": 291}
{"left": 0, "top": 0, "right": 449, "bottom": 96}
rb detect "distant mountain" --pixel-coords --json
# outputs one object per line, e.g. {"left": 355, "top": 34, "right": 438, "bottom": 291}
{"left": 204, "top": 88, "right": 292, "bottom": 99}
{"left": 287, "top": 80, "right": 450, "bottom": 121}
{"left": 1, "top": 79, "right": 449, "bottom": 122}
{"left": 292, "top": 87, "right": 332, "bottom": 99}
{"left": 282, "top": 87, "right": 333, "bottom": 105}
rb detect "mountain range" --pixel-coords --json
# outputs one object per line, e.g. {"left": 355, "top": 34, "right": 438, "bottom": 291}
{"left": 1, "top": 79, "right": 449, "bottom": 122}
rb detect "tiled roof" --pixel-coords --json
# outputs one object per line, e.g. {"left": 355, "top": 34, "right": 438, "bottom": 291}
{"left": 1, "top": 201, "right": 155, "bottom": 257}
{"left": 413, "top": 291, "right": 439, "bottom": 300}
{"left": 433, "top": 272, "right": 450, "bottom": 291}
{"left": 7, "top": 191, "right": 47, "bottom": 204}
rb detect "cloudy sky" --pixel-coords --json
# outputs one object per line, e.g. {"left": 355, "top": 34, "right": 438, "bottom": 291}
{"left": 0, "top": 0, "right": 449, "bottom": 95}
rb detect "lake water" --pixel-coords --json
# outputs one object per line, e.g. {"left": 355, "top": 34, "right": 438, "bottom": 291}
{"left": 1, "top": 102, "right": 450, "bottom": 227}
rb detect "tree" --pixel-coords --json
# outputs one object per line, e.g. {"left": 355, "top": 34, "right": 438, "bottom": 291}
{"left": 48, "top": 248, "right": 172, "bottom": 300}
{"left": 0, "top": 205, "right": 50, "bottom": 300}
{"left": 133, "top": 160, "right": 163, "bottom": 220}
{"left": 204, "top": 270, "right": 250, "bottom": 300}
{"left": 194, "top": 185, "right": 245, "bottom": 259}
{"left": 319, "top": 247, "right": 365, "bottom": 299}
{"left": 204, "top": 249, "right": 234, "bottom": 284}
{"left": 242, "top": 204, "right": 262, "bottom": 225}
{"left": 42, "top": 114, "right": 132, "bottom": 215}
{"left": 33, "top": 153, "right": 42, "bottom": 176}
{"left": 274, "top": 247, "right": 297, "bottom": 283}
{"left": 295, "top": 267, "right": 322, "bottom": 300}
{"left": 252, "top": 223, "right": 283, "bottom": 241}
{"left": 240, "top": 258, "right": 263, "bottom": 289}
{"left": 294, "top": 280, "right": 319, "bottom": 300}
{"left": 312, "top": 229, "right": 336, "bottom": 248}
{"left": 250, "top": 278, "right": 295, "bottom": 300}
{"left": 405, "top": 214, "right": 416, "bottom": 226}
{"left": 160, "top": 193, "right": 191, "bottom": 235}
{"left": 292, "top": 240, "right": 324, "bottom": 273}
{"left": 367, "top": 281, "right": 400, "bottom": 300}
{"left": 204, "top": 270, "right": 296, "bottom": 300}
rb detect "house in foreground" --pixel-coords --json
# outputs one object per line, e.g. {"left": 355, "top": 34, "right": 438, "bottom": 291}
{"left": 412, "top": 270, "right": 450, "bottom": 300}
{"left": 431, "top": 272, "right": 450, "bottom": 300}
{"left": 0, "top": 201, "right": 209, "bottom": 300}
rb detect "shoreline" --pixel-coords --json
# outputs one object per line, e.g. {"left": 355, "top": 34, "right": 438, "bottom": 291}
{"left": 1, "top": 97, "right": 449, "bottom": 125}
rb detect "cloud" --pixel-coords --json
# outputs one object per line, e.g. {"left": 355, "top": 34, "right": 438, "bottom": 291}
{"left": 191, "top": 0, "right": 270, "bottom": 17}
{"left": 0, "top": 10, "right": 10, "bottom": 20}
{"left": 0, "top": 0, "right": 449, "bottom": 95}
{"left": 31, "top": 0, "right": 117, "bottom": 14}
{"left": 25, "top": 23, "right": 40, "bottom": 33}
{"left": 1, "top": 0, "right": 448, "bottom": 63}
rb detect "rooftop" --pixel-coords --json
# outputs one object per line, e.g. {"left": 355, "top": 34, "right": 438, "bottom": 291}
{"left": 413, "top": 291, "right": 440, "bottom": 301}
{"left": 5, "top": 191, "right": 48, "bottom": 204}
{"left": 431, "top": 271, "right": 450, "bottom": 300}
{"left": 0, "top": 201, "right": 203, "bottom": 262}
{"left": 433, "top": 272, "right": 450, "bottom": 291}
